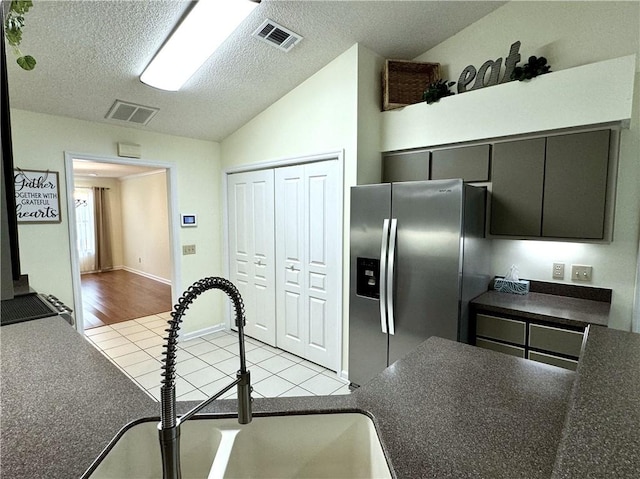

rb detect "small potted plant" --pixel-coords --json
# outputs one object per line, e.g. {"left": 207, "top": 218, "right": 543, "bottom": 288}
{"left": 422, "top": 79, "right": 456, "bottom": 104}
{"left": 511, "top": 56, "right": 551, "bottom": 81}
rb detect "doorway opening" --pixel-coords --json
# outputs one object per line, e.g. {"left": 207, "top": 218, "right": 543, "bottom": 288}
{"left": 64, "top": 153, "right": 180, "bottom": 334}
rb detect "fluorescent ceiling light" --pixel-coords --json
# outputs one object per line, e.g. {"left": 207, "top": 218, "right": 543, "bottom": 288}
{"left": 140, "top": 0, "right": 259, "bottom": 91}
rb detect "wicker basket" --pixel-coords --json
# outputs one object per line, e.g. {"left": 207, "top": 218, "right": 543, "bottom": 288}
{"left": 382, "top": 59, "right": 441, "bottom": 111}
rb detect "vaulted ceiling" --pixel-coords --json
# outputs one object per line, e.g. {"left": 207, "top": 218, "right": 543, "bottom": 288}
{"left": 6, "top": 0, "right": 505, "bottom": 142}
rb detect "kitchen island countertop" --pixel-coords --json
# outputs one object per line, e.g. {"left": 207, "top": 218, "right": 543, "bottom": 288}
{"left": 1, "top": 316, "right": 638, "bottom": 478}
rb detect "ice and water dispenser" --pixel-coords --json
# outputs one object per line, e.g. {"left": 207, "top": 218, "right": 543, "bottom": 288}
{"left": 356, "top": 257, "right": 380, "bottom": 299}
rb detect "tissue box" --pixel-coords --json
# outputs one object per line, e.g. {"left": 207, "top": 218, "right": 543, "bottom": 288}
{"left": 494, "top": 278, "right": 530, "bottom": 295}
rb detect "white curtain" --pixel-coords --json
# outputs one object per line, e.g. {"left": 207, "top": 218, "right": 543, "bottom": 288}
{"left": 74, "top": 188, "right": 96, "bottom": 273}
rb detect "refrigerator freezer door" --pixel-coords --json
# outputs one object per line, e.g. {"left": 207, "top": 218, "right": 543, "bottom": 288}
{"left": 349, "top": 184, "right": 391, "bottom": 387}
{"left": 388, "top": 179, "right": 464, "bottom": 365}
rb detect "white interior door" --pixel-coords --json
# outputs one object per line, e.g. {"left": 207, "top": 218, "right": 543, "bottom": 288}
{"left": 275, "top": 160, "right": 340, "bottom": 370}
{"left": 227, "top": 170, "right": 276, "bottom": 346}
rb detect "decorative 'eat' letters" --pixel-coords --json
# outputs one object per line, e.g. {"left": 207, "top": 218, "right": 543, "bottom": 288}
{"left": 457, "top": 41, "right": 521, "bottom": 93}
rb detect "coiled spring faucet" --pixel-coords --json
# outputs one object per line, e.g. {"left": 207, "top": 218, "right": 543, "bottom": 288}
{"left": 158, "top": 277, "right": 252, "bottom": 479}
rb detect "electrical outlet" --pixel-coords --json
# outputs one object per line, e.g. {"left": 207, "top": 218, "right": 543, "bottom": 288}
{"left": 182, "top": 244, "right": 196, "bottom": 255}
{"left": 571, "top": 264, "right": 592, "bottom": 281}
{"left": 552, "top": 263, "right": 565, "bottom": 279}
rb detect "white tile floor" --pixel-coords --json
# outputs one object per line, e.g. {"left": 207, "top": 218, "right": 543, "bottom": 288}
{"left": 85, "top": 312, "right": 350, "bottom": 401}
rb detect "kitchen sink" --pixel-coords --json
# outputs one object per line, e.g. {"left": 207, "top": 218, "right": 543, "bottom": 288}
{"left": 83, "top": 412, "right": 392, "bottom": 478}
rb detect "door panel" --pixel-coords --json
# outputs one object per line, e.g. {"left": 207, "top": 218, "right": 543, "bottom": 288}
{"left": 388, "top": 180, "right": 463, "bottom": 365}
{"left": 275, "top": 167, "right": 305, "bottom": 357}
{"left": 284, "top": 291, "right": 302, "bottom": 341}
{"left": 227, "top": 170, "right": 276, "bottom": 346}
{"left": 490, "top": 138, "right": 545, "bottom": 236}
{"left": 276, "top": 160, "right": 340, "bottom": 370}
{"left": 543, "top": 130, "right": 610, "bottom": 239}
{"left": 308, "top": 297, "right": 327, "bottom": 349}
{"left": 348, "top": 184, "right": 391, "bottom": 387}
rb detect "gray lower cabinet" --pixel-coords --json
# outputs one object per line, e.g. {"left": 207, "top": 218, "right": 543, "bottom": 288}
{"left": 474, "top": 312, "right": 585, "bottom": 371}
{"left": 431, "top": 145, "right": 490, "bottom": 182}
{"left": 476, "top": 338, "right": 525, "bottom": 358}
{"left": 490, "top": 130, "right": 611, "bottom": 240}
{"left": 382, "top": 150, "right": 430, "bottom": 183}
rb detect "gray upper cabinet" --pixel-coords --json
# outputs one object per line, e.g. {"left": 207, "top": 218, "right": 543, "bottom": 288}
{"left": 542, "top": 130, "right": 610, "bottom": 239}
{"left": 491, "top": 138, "right": 545, "bottom": 236}
{"left": 382, "top": 150, "right": 430, "bottom": 183}
{"left": 490, "top": 130, "right": 611, "bottom": 240}
{"left": 431, "top": 145, "right": 490, "bottom": 182}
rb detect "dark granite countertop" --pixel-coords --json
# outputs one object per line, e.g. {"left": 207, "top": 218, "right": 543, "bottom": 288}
{"left": 472, "top": 290, "right": 610, "bottom": 328}
{"left": 0, "top": 316, "right": 157, "bottom": 479}
{"left": 552, "top": 326, "right": 640, "bottom": 478}
{"left": 2, "top": 315, "right": 638, "bottom": 478}
{"left": 354, "top": 338, "right": 574, "bottom": 479}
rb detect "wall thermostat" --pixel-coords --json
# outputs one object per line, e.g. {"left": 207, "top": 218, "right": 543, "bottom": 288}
{"left": 180, "top": 214, "right": 197, "bottom": 227}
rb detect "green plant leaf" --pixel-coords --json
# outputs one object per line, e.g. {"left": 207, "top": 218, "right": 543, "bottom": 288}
{"left": 10, "top": 1, "right": 33, "bottom": 15}
{"left": 17, "top": 55, "right": 36, "bottom": 70}
{"left": 4, "top": 26, "right": 22, "bottom": 46}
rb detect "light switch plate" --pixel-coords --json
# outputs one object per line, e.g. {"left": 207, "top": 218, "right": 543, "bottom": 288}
{"left": 552, "top": 263, "right": 565, "bottom": 279}
{"left": 571, "top": 264, "right": 592, "bottom": 281}
{"left": 182, "top": 244, "right": 196, "bottom": 255}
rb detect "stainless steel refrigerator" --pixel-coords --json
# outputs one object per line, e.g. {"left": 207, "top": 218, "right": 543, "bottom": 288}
{"left": 348, "top": 179, "right": 490, "bottom": 387}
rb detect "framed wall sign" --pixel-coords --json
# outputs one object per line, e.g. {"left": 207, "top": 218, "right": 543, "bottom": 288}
{"left": 14, "top": 168, "right": 62, "bottom": 223}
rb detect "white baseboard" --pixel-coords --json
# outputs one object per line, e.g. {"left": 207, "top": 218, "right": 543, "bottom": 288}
{"left": 339, "top": 370, "right": 350, "bottom": 384}
{"left": 181, "top": 323, "right": 226, "bottom": 342}
{"left": 122, "top": 266, "right": 171, "bottom": 285}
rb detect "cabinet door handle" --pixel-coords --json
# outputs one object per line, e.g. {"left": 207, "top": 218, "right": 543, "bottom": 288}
{"left": 254, "top": 259, "right": 264, "bottom": 266}
{"left": 287, "top": 265, "right": 299, "bottom": 271}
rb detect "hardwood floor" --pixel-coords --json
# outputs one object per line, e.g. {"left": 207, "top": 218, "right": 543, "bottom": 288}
{"left": 81, "top": 270, "right": 172, "bottom": 329}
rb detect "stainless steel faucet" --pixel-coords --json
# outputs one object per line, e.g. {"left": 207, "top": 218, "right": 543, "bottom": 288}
{"left": 158, "top": 277, "right": 252, "bottom": 479}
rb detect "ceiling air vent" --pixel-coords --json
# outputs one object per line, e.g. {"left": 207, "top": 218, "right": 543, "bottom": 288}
{"left": 105, "top": 100, "right": 159, "bottom": 126}
{"left": 252, "top": 19, "right": 302, "bottom": 52}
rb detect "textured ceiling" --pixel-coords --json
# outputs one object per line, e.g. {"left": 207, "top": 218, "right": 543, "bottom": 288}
{"left": 6, "top": 0, "right": 505, "bottom": 142}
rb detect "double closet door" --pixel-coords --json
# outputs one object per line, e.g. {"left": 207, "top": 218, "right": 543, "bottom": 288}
{"left": 226, "top": 160, "right": 340, "bottom": 370}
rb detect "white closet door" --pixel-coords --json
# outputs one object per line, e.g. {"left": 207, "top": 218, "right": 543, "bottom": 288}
{"left": 275, "top": 160, "right": 340, "bottom": 370}
{"left": 275, "top": 167, "right": 305, "bottom": 357}
{"left": 227, "top": 170, "right": 276, "bottom": 346}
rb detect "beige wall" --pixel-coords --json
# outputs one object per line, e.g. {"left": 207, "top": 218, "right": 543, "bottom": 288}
{"left": 222, "top": 44, "right": 363, "bottom": 372}
{"left": 220, "top": 43, "right": 386, "bottom": 373}
{"left": 413, "top": 1, "right": 640, "bottom": 330}
{"left": 11, "top": 109, "right": 222, "bottom": 334}
{"left": 356, "top": 46, "right": 385, "bottom": 185}
{"left": 74, "top": 176, "right": 124, "bottom": 268}
{"left": 120, "top": 171, "right": 171, "bottom": 282}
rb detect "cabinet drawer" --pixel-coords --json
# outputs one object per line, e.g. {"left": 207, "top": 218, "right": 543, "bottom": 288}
{"left": 476, "top": 314, "right": 526, "bottom": 345}
{"left": 528, "top": 324, "right": 584, "bottom": 358}
{"left": 476, "top": 338, "right": 525, "bottom": 358}
{"left": 528, "top": 351, "right": 578, "bottom": 371}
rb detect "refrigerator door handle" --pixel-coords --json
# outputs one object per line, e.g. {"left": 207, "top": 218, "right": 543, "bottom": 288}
{"left": 387, "top": 218, "right": 398, "bottom": 335}
{"left": 379, "top": 218, "right": 390, "bottom": 334}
